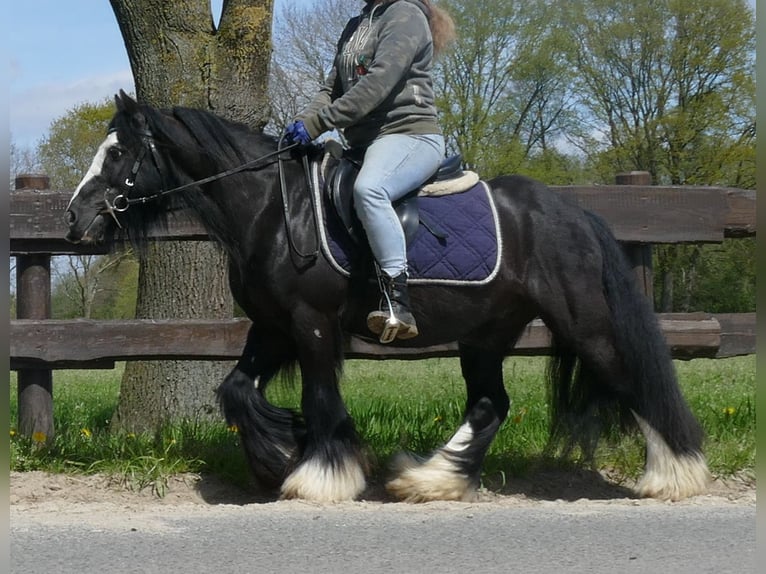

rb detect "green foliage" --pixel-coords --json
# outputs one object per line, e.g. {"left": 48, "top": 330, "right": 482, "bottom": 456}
{"left": 563, "top": 0, "right": 755, "bottom": 186}
{"left": 9, "top": 356, "right": 755, "bottom": 495}
{"left": 51, "top": 253, "right": 139, "bottom": 319}
{"left": 436, "top": 0, "right": 581, "bottom": 177}
{"left": 550, "top": 0, "right": 756, "bottom": 313}
{"left": 36, "top": 98, "right": 116, "bottom": 189}
{"left": 654, "top": 239, "right": 756, "bottom": 313}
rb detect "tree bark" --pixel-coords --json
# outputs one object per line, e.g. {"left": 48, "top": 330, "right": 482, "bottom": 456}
{"left": 108, "top": 0, "right": 273, "bottom": 432}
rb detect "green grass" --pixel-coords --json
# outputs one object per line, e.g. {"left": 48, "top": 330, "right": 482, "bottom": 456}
{"left": 9, "top": 355, "right": 756, "bottom": 495}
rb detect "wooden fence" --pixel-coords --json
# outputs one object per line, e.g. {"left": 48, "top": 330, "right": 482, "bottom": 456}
{"left": 9, "top": 172, "right": 756, "bottom": 437}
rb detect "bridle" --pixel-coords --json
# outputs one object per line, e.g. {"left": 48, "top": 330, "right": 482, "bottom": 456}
{"left": 102, "top": 127, "right": 299, "bottom": 222}
{"left": 101, "top": 127, "right": 318, "bottom": 261}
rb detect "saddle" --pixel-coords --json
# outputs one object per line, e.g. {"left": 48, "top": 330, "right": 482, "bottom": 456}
{"left": 319, "top": 140, "right": 479, "bottom": 246}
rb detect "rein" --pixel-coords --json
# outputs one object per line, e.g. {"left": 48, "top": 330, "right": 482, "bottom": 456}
{"left": 104, "top": 128, "right": 319, "bottom": 262}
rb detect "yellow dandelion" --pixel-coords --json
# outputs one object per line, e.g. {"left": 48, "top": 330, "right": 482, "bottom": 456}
{"left": 32, "top": 431, "right": 47, "bottom": 444}
{"left": 723, "top": 406, "right": 736, "bottom": 416}
{"left": 10, "top": 429, "right": 17, "bottom": 437}
{"left": 228, "top": 424, "right": 239, "bottom": 433}
{"left": 80, "top": 428, "right": 92, "bottom": 438}
{"left": 433, "top": 415, "right": 443, "bottom": 423}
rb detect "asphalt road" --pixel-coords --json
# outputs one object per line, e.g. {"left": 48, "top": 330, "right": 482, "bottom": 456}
{"left": 11, "top": 500, "right": 755, "bottom": 574}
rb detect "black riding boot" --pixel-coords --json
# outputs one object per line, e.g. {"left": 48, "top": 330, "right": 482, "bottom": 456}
{"left": 367, "top": 272, "right": 419, "bottom": 343}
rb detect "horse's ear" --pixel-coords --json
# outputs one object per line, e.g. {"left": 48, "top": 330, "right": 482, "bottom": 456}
{"left": 114, "top": 90, "right": 149, "bottom": 132}
{"left": 115, "top": 89, "right": 139, "bottom": 113}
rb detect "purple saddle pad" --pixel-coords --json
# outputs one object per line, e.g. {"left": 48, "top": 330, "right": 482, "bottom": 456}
{"left": 314, "top": 171, "right": 501, "bottom": 286}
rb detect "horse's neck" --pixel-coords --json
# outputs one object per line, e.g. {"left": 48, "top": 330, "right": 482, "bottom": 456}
{"left": 191, "top": 158, "right": 287, "bottom": 262}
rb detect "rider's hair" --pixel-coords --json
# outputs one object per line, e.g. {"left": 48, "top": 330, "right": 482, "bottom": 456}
{"left": 422, "top": 0, "right": 456, "bottom": 57}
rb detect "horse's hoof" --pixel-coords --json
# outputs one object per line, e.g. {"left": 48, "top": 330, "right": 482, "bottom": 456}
{"left": 385, "top": 451, "right": 476, "bottom": 503}
{"left": 635, "top": 452, "right": 711, "bottom": 501}
{"left": 280, "top": 457, "right": 366, "bottom": 502}
{"left": 633, "top": 414, "right": 711, "bottom": 501}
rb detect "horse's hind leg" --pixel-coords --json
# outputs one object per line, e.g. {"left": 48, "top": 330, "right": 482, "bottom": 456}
{"left": 386, "top": 344, "right": 510, "bottom": 502}
{"left": 541, "top": 278, "right": 710, "bottom": 501}
{"left": 279, "top": 307, "right": 367, "bottom": 502}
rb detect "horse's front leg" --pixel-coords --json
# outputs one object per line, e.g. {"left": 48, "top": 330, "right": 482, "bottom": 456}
{"left": 280, "top": 309, "right": 367, "bottom": 502}
{"left": 216, "top": 324, "right": 306, "bottom": 492}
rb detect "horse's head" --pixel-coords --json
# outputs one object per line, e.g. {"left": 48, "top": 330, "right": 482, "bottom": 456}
{"left": 65, "top": 90, "right": 166, "bottom": 245}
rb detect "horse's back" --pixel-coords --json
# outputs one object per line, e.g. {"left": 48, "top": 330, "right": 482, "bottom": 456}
{"left": 488, "top": 174, "right": 599, "bottom": 252}
{"left": 489, "top": 174, "right": 584, "bottom": 215}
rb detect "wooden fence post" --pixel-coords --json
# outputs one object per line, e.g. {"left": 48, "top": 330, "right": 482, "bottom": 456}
{"left": 615, "top": 171, "right": 654, "bottom": 303}
{"left": 15, "top": 174, "right": 54, "bottom": 441}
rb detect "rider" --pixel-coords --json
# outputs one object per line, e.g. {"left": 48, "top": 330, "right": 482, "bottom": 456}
{"left": 283, "top": 0, "right": 455, "bottom": 342}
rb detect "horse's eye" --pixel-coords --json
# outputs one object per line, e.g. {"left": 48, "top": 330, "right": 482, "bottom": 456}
{"left": 108, "top": 147, "right": 123, "bottom": 161}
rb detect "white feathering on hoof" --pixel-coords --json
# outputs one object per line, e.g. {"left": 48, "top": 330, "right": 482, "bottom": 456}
{"left": 280, "top": 456, "right": 366, "bottom": 502}
{"left": 386, "top": 451, "right": 475, "bottom": 503}
{"left": 633, "top": 413, "right": 711, "bottom": 501}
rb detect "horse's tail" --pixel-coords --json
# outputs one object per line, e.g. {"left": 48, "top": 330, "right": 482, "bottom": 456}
{"left": 547, "top": 210, "right": 708, "bottom": 499}
{"left": 216, "top": 372, "right": 306, "bottom": 491}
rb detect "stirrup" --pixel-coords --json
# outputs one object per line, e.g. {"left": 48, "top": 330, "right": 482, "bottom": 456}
{"left": 367, "top": 309, "right": 418, "bottom": 344}
{"left": 379, "top": 315, "right": 402, "bottom": 345}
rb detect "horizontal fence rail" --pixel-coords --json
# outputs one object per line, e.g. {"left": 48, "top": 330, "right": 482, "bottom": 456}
{"left": 10, "top": 185, "right": 756, "bottom": 254}
{"left": 9, "top": 313, "right": 755, "bottom": 370}
{"left": 8, "top": 173, "right": 757, "bottom": 437}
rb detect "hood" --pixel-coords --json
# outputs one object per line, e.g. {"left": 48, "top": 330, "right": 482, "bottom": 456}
{"left": 363, "top": 0, "right": 431, "bottom": 20}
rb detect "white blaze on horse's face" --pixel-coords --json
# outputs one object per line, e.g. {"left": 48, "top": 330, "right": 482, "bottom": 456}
{"left": 67, "top": 131, "right": 119, "bottom": 210}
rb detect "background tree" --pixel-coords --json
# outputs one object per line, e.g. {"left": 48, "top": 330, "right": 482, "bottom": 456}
{"left": 561, "top": 0, "right": 755, "bottom": 312}
{"left": 107, "top": 0, "right": 274, "bottom": 432}
{"left": 37, "top": 100, "right": 116, "bottom": 188}
{"left": 565, "top": 0, "right": 755, "bottom": 184}
{"left": 33, "top": 100, "right": 140, "bottom": 321}
{"left": 10, "top": 140, "right": 40, "bottom": 189}
{"left": 435, "top": 0, "right": 581, "bottom": 181}
{"left": 268, "top": 0, "right": 357, "bottom": 132}
{"left": 51, "top": 254, "right": 138, "bottom": 319}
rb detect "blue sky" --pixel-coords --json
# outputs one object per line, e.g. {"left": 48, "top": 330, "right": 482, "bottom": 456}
{"left": 10, "top": 1, "right": 134, "bottom": 148}
{"left": 8, "top": 0, "right": 302, "bottom": 149}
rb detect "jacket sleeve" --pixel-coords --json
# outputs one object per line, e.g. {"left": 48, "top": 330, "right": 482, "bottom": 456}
{"left": 300, "top": 4, "right": 427, "bottom": 138}
{"left": 298, "top": 65, "right": 340, "bottom": 137}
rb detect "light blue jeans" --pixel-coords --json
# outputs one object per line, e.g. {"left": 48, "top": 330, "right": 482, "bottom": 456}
{"left": 353, "top": 133, "right": 445, "bottom": 277}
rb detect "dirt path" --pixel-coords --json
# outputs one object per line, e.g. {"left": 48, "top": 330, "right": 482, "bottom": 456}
{"left": 10, "top": 469, "right": 756, "bottom": 528}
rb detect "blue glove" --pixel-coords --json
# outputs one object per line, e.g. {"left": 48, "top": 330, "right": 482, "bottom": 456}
{"left": 284, "top": 120, "right": 312, "bottom": 145}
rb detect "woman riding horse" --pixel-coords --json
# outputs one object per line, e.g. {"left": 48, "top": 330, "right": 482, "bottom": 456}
{"left": 284, "top": 0, "right": 456, "bottom": 343}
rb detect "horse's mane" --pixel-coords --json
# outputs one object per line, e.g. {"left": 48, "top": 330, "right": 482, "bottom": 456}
{"left": 171, "top": 106, "right": 279, "bottom": 168}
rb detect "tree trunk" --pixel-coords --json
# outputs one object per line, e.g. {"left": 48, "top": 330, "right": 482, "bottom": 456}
{"left": 108, "top": 0, "right": 273, "bottom": 432}
{"left": 660, "top": 269, "right": 674, "bottom": 313}
{"left": 112, "top": 243, "right": 232, "bottom": 430}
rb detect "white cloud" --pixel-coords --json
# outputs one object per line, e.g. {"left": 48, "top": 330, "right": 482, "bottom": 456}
{"left": 10, "top": 69, "right": 135, "bottom": 148}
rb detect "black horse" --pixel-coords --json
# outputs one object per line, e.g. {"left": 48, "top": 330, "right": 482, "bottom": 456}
{"left": 65, "top": 92, "right": 710, "bottom": 502}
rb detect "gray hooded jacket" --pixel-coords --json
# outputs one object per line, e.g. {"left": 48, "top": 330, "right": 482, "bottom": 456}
{"left": 299, "top": 0, "right": 441, "bottom": 148}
